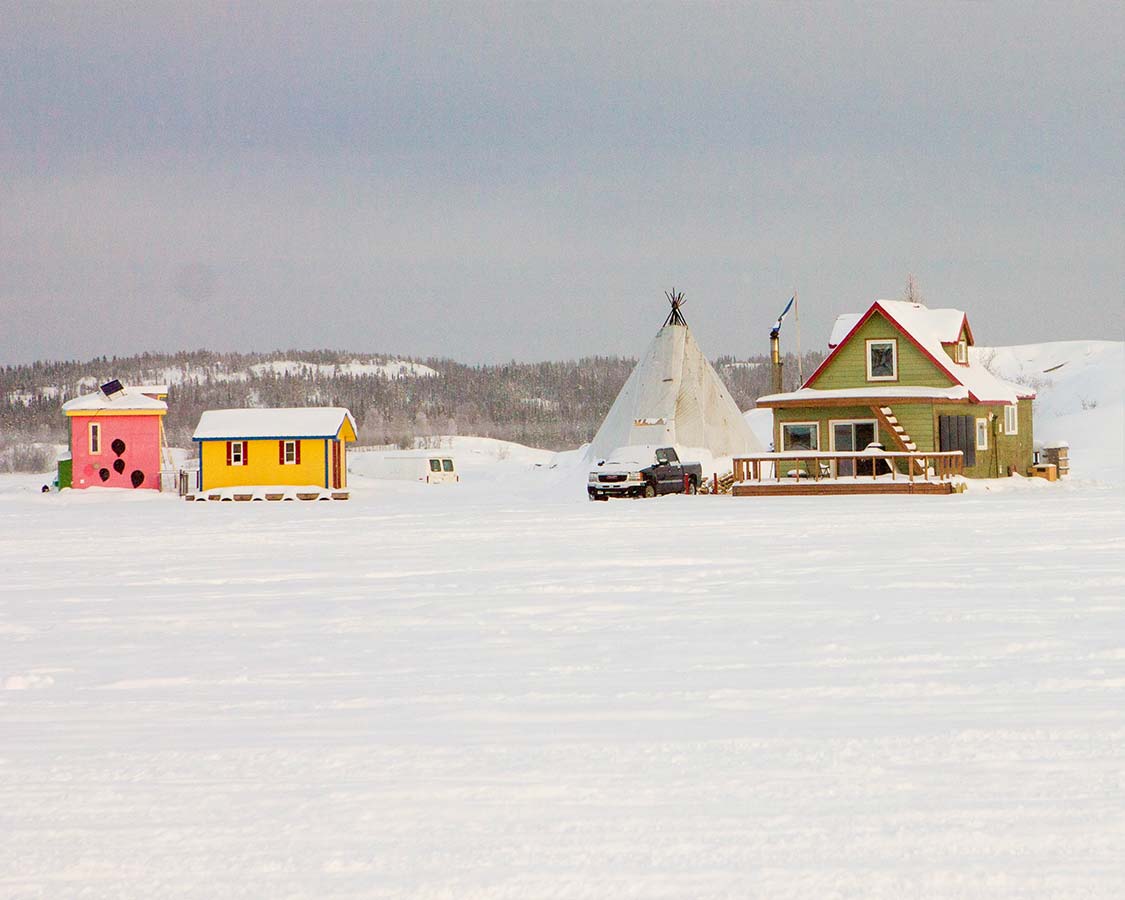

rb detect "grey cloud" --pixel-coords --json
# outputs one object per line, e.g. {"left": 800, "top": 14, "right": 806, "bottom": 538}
{"left": 1, "top": 1, "right": 1121, "bottom": 365}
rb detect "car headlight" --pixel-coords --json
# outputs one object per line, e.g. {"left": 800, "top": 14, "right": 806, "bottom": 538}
{"left": 588, "top": 473, "right": 598, "bottom": 482}
{"left": 626, "top": 471, "right": 643, "bottom": 481}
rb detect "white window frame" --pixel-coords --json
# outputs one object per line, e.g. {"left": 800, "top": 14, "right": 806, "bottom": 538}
{"left": 781, "top": 421, "right": 820, "bottom": 452}
{"left": 866, "top": 339, "right": 898, "bottom": 381}
{"left": 1004, "top": 405, "right": 1018, "bottom": 435}
{"left": 282, "top": 440, "right": 298, "bottom": 465}
{"left": 975, "top": 418, "right": 989, "bottom": 451}
{"left": 829, "top": 418, "right": 879, "bottom": 451}
{"left": 88, "top": 422, "right": 101, "bottom": 454}
{"left": 955, "top": 339, "right": 968, "bottom": 364}
{"left": 230, "top": 441, "right": 246, "bottom": 466}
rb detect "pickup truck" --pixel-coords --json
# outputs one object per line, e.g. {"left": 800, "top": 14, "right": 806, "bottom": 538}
{"left": 587, "top": 446, "right": 703, "bottom": 500}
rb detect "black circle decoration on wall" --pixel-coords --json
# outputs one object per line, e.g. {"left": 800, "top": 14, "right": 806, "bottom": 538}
{"left": 113, "top": 459, "right": 126, "bottom": 474}
{"left": 130, "top": 470, "right": 145, "bottom": 488}
{"left": 111, "top": 438, "right": 126, "bottom": 456}
{"left": 99, "top": 468, "right": 111, "bottom": 481}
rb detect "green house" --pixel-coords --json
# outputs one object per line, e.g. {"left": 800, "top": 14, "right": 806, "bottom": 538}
{"left": 757, "top": 300, "right": 1034, "bottom": 479}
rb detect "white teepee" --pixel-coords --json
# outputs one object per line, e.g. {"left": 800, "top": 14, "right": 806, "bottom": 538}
{"left": 587, "top": 293, "right": 763, "bottom": 461}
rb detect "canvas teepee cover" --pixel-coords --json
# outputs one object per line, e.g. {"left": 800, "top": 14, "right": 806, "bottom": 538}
{"left": 588, "top": 296, "right": 763, "bottom": 460}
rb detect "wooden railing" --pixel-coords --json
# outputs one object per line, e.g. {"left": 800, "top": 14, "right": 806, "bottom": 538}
{"left": 733, "top": 450, "right": 964, "bottom": 484}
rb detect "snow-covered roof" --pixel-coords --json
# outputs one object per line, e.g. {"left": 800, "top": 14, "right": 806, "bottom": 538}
{"left": 193, "top": 407, "right": 357, "bottom": 441}
{"left": 62, "top": 388, "right": 168, "bottom": 413}
{"left": 133, "top": 384, "right": 170, "bottom": 396}
{"left": 812, "top": 300, "right": 1033, "bottom": 404}
{"left": 757, "top": 385, "right": 971, "bottom": 405}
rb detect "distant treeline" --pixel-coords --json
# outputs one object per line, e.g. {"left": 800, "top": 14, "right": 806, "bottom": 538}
{"left": 1, "top": 347, "right": 822, "bottom": 454}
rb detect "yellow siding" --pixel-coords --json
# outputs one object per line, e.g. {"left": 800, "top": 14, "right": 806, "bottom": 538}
{"left": 200, "top": 438, "right": 331, "bottom": 489}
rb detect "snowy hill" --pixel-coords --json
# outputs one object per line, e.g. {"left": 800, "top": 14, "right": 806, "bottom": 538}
{"left": 978, "top": 340, "right": 1124, "bottom": 480}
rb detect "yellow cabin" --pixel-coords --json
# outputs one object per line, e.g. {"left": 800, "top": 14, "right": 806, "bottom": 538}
{"left": 192, "top": 407, "right": 357, "bottom": 493}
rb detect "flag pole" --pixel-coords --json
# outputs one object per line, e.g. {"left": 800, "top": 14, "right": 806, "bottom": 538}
{"left": 794, "top": 288, "right": 803, "bottom": 385}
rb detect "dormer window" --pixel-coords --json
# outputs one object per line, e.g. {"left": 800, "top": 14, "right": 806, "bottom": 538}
{"left": 955, "top": 339, "right": 968, "bottom": 364}
{"left": 866, "top": 339, "right": 898, "bottom": 381}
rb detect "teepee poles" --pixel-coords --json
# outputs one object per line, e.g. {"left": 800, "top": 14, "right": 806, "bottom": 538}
{"left": 664, "top": 289, "right": 688, "bottom": 327}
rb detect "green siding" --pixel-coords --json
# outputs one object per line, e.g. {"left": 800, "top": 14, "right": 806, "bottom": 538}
{"left": 773, "top": 401, "right": 1032, "bottom": 479}
{"left": 812, "top": 311, "right": 956, "bottom": 390}
{"left": 774, "top": 402, "right": 935, "bottom": 457}
{"left": 941, "top": 323, "right": 972, "bottom": 363}
{"left": 931, "top": 402, "right": 1032, "bottom": 478}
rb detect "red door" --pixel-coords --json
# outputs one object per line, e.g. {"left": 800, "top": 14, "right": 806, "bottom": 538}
{"left": 332, "top": 441, "right": 342, "bottom": 489}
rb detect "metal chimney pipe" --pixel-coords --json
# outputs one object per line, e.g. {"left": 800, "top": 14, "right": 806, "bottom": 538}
{"left": 769, "top": 328, "right": 783, "bottom": 394}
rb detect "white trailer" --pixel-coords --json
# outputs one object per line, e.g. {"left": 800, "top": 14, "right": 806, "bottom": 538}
{"left": 368, "top": 451, "right": 459, "bottom": 484}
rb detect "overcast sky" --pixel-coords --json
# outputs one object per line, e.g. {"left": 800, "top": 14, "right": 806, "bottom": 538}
{"left": 2, "top": 2, "right": 1121, "bottom": 366}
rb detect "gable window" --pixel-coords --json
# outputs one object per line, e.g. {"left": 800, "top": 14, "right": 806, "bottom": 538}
{"left": 89, "top": 422, "right": 101, "bottom": 454}
{"left": 975, "top": 418, "right": 989, "bottom": 452}
{"left": 781, "top": 422, "right": 819, "bottom": 451}
{"left": 227, "top": 441, "right": 247, "bottom": 466}
{"left": 280, "top": 440, "right": 300, "bottom": 465}
{"left": 955, "top": 339, "right": 968, "bottom": 364}
{"left": 1004, "top": 405, "right": 1018, "bottom": 435}
{"left": 866, "top": 339, "right": 898, "bottom": 381}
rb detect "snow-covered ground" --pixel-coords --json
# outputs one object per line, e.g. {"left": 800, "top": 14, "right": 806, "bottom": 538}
{"left": 2, "top": 340, "right": 1122, "bottom": 897}
{"left": 2, "top": 444, "right": 1124, "bottom": 898}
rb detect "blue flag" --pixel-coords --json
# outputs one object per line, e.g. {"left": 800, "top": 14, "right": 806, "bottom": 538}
{"left": 774, "top": 296, "right": 795, "bottom": 331}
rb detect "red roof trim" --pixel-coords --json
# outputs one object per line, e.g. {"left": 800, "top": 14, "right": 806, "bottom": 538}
{"left": 802, "top": 306, "right": 880, "bottom": 388}
{"left": 806, "top": 301, "right": 1029, "bottom": 403}
{"left": 806, "top": 302, "right": 960, "bottom": 392}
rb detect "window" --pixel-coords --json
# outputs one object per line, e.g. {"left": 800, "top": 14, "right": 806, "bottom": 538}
{"left": 866, "top": 339, "right": 898, "bottom": 381}
{"left": 281, "top": 440, "right": 300, "bottom": 465}
{"left": 1004, "top": 405, "right": 1018, "bottom": 435}
{"left": 955, "top": 339, "right": 968, "bottom": 364}
{"left": 781, "top": 422, "right": 819, "bottom": 451}
{"left": 228, "top": 441, "right": 247, "bottom": 466}
{"left": 89, "top": 422, "right": 101, "bottom": 454}
{"left": 429, "top": 458, "right": 442, "bottom": 472}
{"left": 441, "top": 459, "right": 455, "bottom": 472}
{"left": 975, "top": 418, "right": 989, "bottom": 451}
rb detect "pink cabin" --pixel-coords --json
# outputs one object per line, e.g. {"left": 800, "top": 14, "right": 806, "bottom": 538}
{"left": 61, "top": 383, "right": 168, "bottom": 490}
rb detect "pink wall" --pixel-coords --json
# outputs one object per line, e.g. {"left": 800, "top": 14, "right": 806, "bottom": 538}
{"left": 70, "top": 414, "right": 163, "bottom": 490}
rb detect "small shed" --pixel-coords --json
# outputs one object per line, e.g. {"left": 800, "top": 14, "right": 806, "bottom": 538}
{"left": 192, "top": 407, "right": 357, "bottom": 493}
{"left": 61, "top": 383, "right": 168, "bottom": 490}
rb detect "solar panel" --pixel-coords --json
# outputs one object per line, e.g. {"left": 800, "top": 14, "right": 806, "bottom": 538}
{"left": 100, "top": 379, "right": 125, "bottom": 398}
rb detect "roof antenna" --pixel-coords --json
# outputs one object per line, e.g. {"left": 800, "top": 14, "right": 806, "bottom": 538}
{"left": 664, "top": 289, "right": 688, "bottom": 327}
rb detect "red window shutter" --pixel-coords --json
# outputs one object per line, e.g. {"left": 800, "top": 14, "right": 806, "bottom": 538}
{"left": 295, "top": 440, "right": 301, "bottom": 464}
{"left": 279, "top": 440, "right": 285, "bottom": 464}
{"left": 226, "top": 441, "right": 232, "bottom": 466}
{"left": 242, "top": 441, "right": 248, "bottom": 464}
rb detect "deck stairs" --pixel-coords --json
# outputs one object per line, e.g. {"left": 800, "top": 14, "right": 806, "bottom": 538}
{"left": 871, "top": 406, "right": 925, "bottom": 473}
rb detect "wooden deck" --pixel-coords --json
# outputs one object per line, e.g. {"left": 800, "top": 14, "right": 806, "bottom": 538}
{"left": 731, "top": 450, "right": 964, "bottom": 497}
{"left": 732, "top": 480, "right": 955, "bottom": 496}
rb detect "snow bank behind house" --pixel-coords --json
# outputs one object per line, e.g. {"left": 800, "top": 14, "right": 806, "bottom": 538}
{"left": 979, "top": 340, "right": 1124, "bottom": 480}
